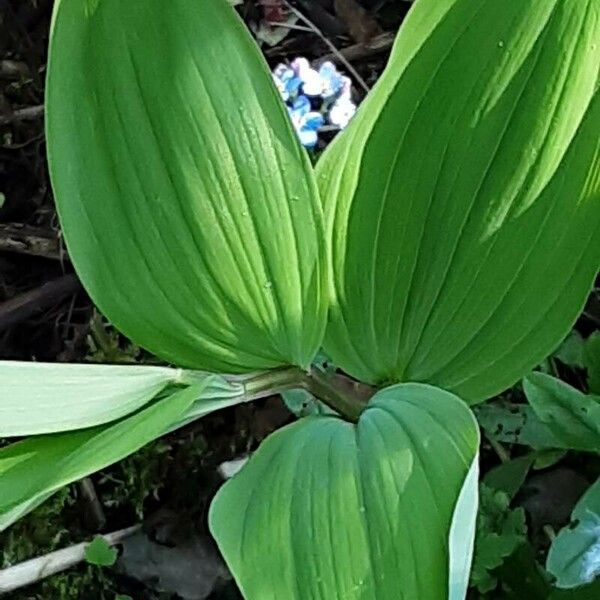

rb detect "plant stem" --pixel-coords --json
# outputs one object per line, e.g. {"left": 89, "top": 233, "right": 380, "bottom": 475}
{"left": 301, "top": 369, "right": 365, "bottom": 422}
{"left": 242, "top": 367, "right": 306, "bottom": 401}
{"left": 240, "top": 367, "right": 366, "bottom": 423}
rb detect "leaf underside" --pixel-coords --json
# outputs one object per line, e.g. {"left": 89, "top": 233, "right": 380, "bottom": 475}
{"left": 317, "top": 0, "right": 600, "bottom": 402}
{"left": 0, "top": 377, "right": 245, "bottom": 531}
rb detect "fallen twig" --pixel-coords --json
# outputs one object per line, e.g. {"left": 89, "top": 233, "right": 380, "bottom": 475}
{"left": 0, "top": 104, "right": 44, "bottom": 126}
{"left": 0, "top": 525, "right": 141, "bottom": 595}
{"left": 283, "top": 0, "right": 370, "bottom": 93}
{"left": 321, "top": 31, "right": 395, "bottom": 62}
{"left": 0, "top": 223, "right": 63, "bottom": 260}
{"left": 0, "top": 60, "right": 29, "bottom": 80}
{"left": 0, "top": 273, "right": 80, "bottom": 331}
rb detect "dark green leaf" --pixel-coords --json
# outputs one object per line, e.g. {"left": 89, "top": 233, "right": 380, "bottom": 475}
{"left": 484, "top": 455, "right": 535, "bottom": 499}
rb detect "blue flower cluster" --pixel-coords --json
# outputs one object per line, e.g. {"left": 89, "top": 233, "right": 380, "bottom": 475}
{"left": 272, "top": 57, "right": 357, "bottom": 148}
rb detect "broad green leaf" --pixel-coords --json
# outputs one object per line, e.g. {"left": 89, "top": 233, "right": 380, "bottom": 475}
{"left": 210, "top": 383, "right": 479, "bottom": 599}
{"left": 0, "top": 361, "right": 232, "bottom": 436}
{"left": 524, "top": 372, "right": 600, "bottom": 453}
{"left": 585, "top": 332, "right": 600, "bottom": 394}
{"left": 317, "top": 0, "right": 600, "bottom": 403}
{"left": 547, "top": 477, "right": 600, "bottom": 588}
{"left": 0, "top": 378, "right": 244, "bottom": 531}
{"left": 46, "top": 0, "right": 327, "bottom": 373}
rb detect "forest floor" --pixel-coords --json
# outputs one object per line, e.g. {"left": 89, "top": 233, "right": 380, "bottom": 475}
{"left": 0, "top": 1, "right": 598, "bottom": 599}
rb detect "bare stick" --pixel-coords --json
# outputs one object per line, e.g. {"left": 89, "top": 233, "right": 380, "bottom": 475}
{"left": 0, "top": 274, "right": 80, "bottom": 331}
{"left": 0, "top": 105, "right": 44, "bottom": 126}
{"left": 283, "top": 1, "right": 370, "bottom": 93}
{"left": 0, "top": 223, "right": 63, "bottom": 260}
{"left": 0, "top": 525, "right": 141, "bottom": 594}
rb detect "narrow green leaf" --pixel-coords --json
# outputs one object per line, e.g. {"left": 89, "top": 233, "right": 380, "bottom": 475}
{"left": 317, "top": 0, "right": 600, "bottom": 402}
{"left": 524, "top": 372, "right": 600, "bottom": 453}
{"left": 0, "top": 379, "right": 239, "bottom": 531}
{"left": 547, "top": 477, "right": 600, "bottom": 588}
{"left": 585, "top": 332, "right": 600, "bottom": 394}
{"left": 484, "top": 454, "right": 535, "bottom": 500}
{"left": 0, "top": 361, "right": 220, "bottom": 437}
{"left": 210, "top": 383, "right": 479, "bottom": 599}
{"left": 46, "top": 0, "right": 327, "bottom": 373}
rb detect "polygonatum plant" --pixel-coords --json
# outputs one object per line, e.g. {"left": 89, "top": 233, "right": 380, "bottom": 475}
{"left": 1, "top": 0, "right": 599, "bottom": 598}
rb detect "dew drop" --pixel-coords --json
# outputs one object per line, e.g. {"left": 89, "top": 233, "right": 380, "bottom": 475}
{"left": 264, "top": 281, "right": 273, "bottom": 289}
{"left": 498, "top": 40, "right": 505, "bottom": 48}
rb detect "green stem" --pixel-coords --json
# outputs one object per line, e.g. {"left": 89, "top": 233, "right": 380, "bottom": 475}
{"left": 242, "top": 367, "right": 306, "bottom": 400}
{"left": 240, "top": 367, "right": 366, "bottom": 423}
{"left": 301, "top": 369, "right": 365, "bottom": 423}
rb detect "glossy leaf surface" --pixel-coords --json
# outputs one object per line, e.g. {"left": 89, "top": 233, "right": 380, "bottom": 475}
{"left": 318, "top": 0, "right": 600, "bottom": 402}
{"left": 210, "top": 383, "right": 479, "bottom": 599}
{"left": 46, "top": 0, "right": 327, "bottom": 373}
{"left": 0, "top": 361, "right": 227, "bottom": 436}
{"left": 0, "top": 378, "right": 245, "bottom": 531}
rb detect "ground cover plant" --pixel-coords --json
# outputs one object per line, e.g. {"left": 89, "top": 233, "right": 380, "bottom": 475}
{"left": 0, "top": 0, "right": 599, "bottom": 598}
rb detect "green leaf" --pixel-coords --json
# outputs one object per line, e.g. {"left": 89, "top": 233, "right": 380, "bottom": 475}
{"left": 317, "top": 0, "right": 600, "bottom": 403}
{"left": 550, "top": 580, "right": 600, "bottom": 599}
{"left": 85, "top": 536, "right": 118, "bottom": 567}
{"left": 547, "top": 477, "right": 600, "bottom": 588}
{"left": 475, "top": 402, "right": 564, "bottom": 450}
{"left": 524, "top": 372, "right": 600, "bottom": 453}
{"left": 494, "top": 542, "right": 552, "bottom": 599}
{"left": 0, "top": 379, "right": 241, "bottom": 531}
{"left": 484, "top": 454, "right": 535, "bottom": 500}
{"left": 555, "top": 331, "right": 586, "bottom": 369}
{"left": 470, "top": 485, "right": 527, "bottom": 593}
{"left": 210, "top": 383, "right": 479, "bottom": 599}
{"left": 585, "top": 332, "right": 600, "bottom": 394}
{"left": 0, "top": 361, "right": 230, "bottom": 437}
{"left": 46, "top": 0, "right": 327, "bottom": 373}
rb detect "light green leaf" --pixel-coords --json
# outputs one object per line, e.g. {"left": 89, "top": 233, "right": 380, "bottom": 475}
{"left": 475, "top": 402, "right": 564, "bottom": 450}
{"left": 0, "top": 361, "right": 230, "bottom": 437}
{"left": 0, "top": 379, "right": 242, "bottom": 531}
{"left": 210, "top": 383, "right": 479, "bottom": 599}
{"left": 317, "top": 0, "right": 600, "bottom": 403}
{"left": 585, "top": 332, "right": 600, "bottom": 394}
{"left": 46, "top": 0, "right": 327, "bottom": 373}
{"left": 547, "top": 477, "right": 600, "bottom": 588}
{"left": 85, "top": 536, "right": 118, "bottom": 567}
{"left": 523, "top": 372, "right": 600, "bottom": 453}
